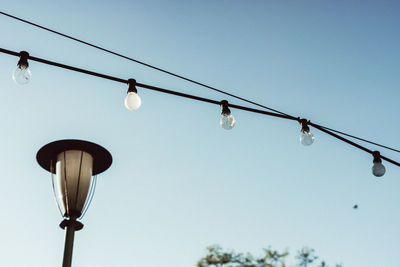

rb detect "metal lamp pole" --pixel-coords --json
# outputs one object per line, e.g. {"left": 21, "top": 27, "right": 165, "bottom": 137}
{"left": 60, "top": 217, "right": 84, "bottom": 267}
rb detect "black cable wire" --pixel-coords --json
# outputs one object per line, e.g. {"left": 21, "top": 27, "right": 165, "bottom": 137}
{"left": 0, "top": 10, "right": 295, "bottom": 119}
{"left": 1, "top": 47, "right": 399, "bottom": 168}
{"left": 310, "top": 123, "right": 400, "bottom": 167}
{"left": 318, "top": 125, "right": 400, "bottom": 153}
{"left": 299, "top": 116, "right": 400, "bottom": 155}
{"left": 2, "top": 11, "right": 399, "bottom": 155}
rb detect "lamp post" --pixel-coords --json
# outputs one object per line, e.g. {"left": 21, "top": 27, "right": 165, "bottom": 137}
{"left": 37, "top": 139, "right": 112, "bottom": 267}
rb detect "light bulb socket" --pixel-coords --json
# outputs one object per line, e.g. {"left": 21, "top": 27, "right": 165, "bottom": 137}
{"left": 299, "top": 118, "right": 310, "bottom": 133}
{"left": 220, "top": 100, "right": 231, "bottom": 116}
{"left": 17, "top": 51, "right": 29, "bottom": 69}
{"left": 127, "top": 78, "right": 137, "bottom": 94}
{"left": 372, "top": 151, "right": 382, "bottom": 163}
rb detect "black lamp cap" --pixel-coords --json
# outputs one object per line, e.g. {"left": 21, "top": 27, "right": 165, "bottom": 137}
{"left": 18, "top": 51, "right": 29, "bottom": 68}
{"left": 220, "top": 100, "right": 231, "bottom": 116}
{"left": 127, "top": 78, "right": 137, "bottom": 93}
{"left": 299, "top": 118, "right": 310, "bottom": 133}
{"left": 37, "top": 139, "right": 112, "bottom": 175}
{"left": 372, "top": 151, "right": 382, "bottom": 163}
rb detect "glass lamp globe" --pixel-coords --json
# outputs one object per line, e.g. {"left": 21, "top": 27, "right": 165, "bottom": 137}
{"left": 300, "top": 131, "right": 314, "bottom": 146}
{"left": 124, "top": 92, "right": 142, "bottom": 110}
{"left": 12, "top": 65, "right": 31, "bottom": 85}
{"left": 372, "top": 162, "right": 385, "bottom": 177}
{"left": 220, "top": 114, "right": 236, "bottom": 130}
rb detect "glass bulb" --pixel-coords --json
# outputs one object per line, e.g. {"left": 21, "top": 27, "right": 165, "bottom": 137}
{"left": 124, "top": 92, "right": 142, "bottom": 110}
{"left": 300, "top": 131, "right": 314, "bottom": 146}
{"left": 220, "top": 114, "right": 236, "bottom": 130}
{"left": 372, "top": 162, "right": 385, "bottom": 177}
{"left": 12, "top": 65, "right": 31, "bottom": 85}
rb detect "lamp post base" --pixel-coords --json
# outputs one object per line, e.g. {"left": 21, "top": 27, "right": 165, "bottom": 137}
{"left": 59, "top": 219, "right": 84, "bottom": 267}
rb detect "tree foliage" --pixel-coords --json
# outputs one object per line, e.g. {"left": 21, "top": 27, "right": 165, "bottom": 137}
{"left": 197, "top": 245, "right": 342, "bottom": 267}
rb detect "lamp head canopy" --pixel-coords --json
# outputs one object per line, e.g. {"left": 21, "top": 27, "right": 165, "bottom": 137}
{"left": 37, "top": 139, "right": 112, "bottom": 175}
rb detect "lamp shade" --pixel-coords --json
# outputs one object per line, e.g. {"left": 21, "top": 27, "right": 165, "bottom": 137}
{"left": 37, "top": 140, "right": 112, "bottom": 219}
{"left": 55, "top": 150, "right": 93, "bottom": 218}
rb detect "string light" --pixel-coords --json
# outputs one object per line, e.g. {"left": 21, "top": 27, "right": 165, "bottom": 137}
{"left": 1, "top": 47, "right": 399, "bottom": 177}
{"left": 299, "top": 119, "right": 314, "bottom": 146}
{"left": 220, "top": 100, "right": 236, "bottom": 130}
{"left": 0, "top": 11, "right": 294, "bottom": 118}
{"left": 124, "top": 79, "right": 142, "bottom": 111}
{"left": 12, "top": 51, "right": 31, "bottom": 85}
{"left": 372, "top": 151, "right": 386, "bottom": 177}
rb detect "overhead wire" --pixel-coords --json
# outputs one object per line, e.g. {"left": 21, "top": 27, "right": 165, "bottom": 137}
{"left": 0, "top": 47, "right": 399, "bottom": 168}
{"left": 1, "top": 11, "right": 399, "bottom": 155}
{"left": 309, "top": 123, "right": 400, "bottom": 167}
{"left": 316, "top": 126, "right": 400, "bottom": 153}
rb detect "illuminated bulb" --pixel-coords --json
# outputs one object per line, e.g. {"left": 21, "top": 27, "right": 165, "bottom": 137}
{"left": 124, "top": 92, "right": 141, "bottom": 110}
{"left": 124, "top": 78, "right": 141, "bottom": 111}
{"left": 372, "top": 151, "right": 385, "bottom": 177}
{"left": 12, "top": 65, "right": 32, "bottom": 85}
{"left": 299, "top": 119, "right": 314, "bottom": 146}
{"left": 220, "top": 114, "right": 236, "bottom": 130}
{"left": 13, "top": 51, "right": 31, "bottom": 85}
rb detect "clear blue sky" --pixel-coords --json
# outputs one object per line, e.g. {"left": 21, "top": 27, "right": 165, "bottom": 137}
{"left": 0, "top": 1, "right": 399, "bottom": 266}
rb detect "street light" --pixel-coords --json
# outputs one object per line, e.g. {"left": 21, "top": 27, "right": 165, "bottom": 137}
{"left": 37, "top": 139, "right": 112, "bottom": 267}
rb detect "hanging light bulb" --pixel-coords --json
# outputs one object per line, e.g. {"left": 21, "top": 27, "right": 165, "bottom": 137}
{"left": 124, "top": 79, "right": 141, "bottom": 110}
{"left": 299, "top": 119, "right": 314, "bottom": 146}
{"left": 220, "top": 100, "right": 236, "bottom": 130}
{"left": 12, "top": 51, "right": 31, "bottom": 85}
{"left": 372, "top": 151, "right": 385, "bottom": 177}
